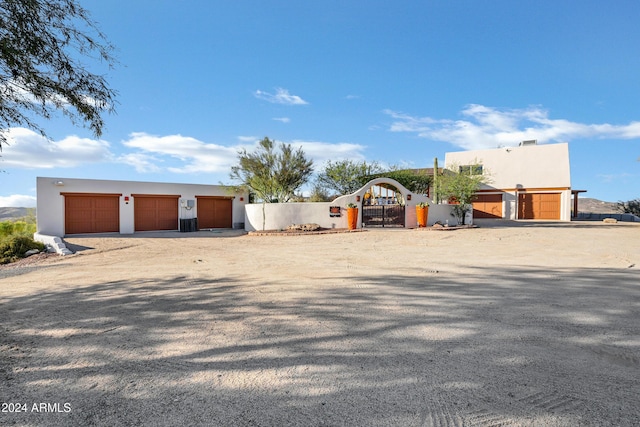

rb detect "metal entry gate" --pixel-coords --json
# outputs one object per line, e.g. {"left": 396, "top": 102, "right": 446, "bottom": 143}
{"left": 362, "top": 205, "right": 405, "bottom": 227}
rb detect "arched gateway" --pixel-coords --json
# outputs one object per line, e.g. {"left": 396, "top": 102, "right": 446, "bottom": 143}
{"left": 333, "top": 177, "right": 433, "bottom": 229}
{"left": 244, "top": 177, "right": 442, "bottom": 232}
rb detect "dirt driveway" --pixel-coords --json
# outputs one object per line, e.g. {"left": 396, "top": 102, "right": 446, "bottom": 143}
{"left": 1, "top": 221, "right": 639, "bottom": 426}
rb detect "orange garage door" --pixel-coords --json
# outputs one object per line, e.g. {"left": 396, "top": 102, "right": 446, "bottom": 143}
{"left": 518, "top": 193, "right": 561, "bottom": 220}
{"left": 197, "top": 196, "right": 233, "bottom": 229}
{"left": 64, "top": 193, "right": 120, "bottom": 235}
{"left": 133, "top": 195, "right": 179, "bottom": 231}
{"left": 473, "top": 194, "right": 503, "bottom": 218}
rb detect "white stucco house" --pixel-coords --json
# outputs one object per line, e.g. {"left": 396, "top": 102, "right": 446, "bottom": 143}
{"left": 35, "top": 142, "right": 579, "bottom": 242}
{"left": 36, "top": 177, "right": 247, "bottom": 236}
{"left": 444, "top": 141, "right": 576, "bottom": 221}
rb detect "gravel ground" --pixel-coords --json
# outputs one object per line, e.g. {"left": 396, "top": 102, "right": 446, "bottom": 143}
{"left": 0, "top": 221, "right": 639, "bottom": 426}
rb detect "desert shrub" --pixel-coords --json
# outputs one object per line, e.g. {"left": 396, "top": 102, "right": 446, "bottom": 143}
{"left": 0, "top": 221, "right": 14, "bottom": 238}
{"left": 10, "top": 221, "right": 31, "bottom": 235}
{"left": 0, "top": 235, "right": 45, "bottom": 264}
{"left": 0, "top": 220, "right": 37, "bottom": 243}
{"left": 450, "top": 204, "right": 471, "bottom": 225}
{"left": 618, "top": 199, "right": 640, "bottom": 216}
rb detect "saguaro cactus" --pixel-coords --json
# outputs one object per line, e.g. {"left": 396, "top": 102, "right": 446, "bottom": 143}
{"left": 433, "top": 157, "right": 439, "bottom": 204}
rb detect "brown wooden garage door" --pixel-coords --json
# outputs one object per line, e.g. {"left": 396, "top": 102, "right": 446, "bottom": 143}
{"left": 473, "top": 194, "right": 503, "bottom": 218}
{"left": 133, "top": 195, "right": 179, "bottom": 231}
{"left": 518, "top": 193, "right": 561, "bottom": 220}
{"left": 197, "top": 196, "right": 233, "bottom": 229}
{"left": 64, "top": 193, "right": 120, "bottom": 235}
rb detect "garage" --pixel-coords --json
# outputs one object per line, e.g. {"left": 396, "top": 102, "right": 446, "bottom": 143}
{"left": 518, "top": 193, "right": 561, "bottom": 220}
{"left": 133, "top": 194, "right": 179, "bottom": 231}
{"left": 63, "top": 193, "right": 120, "bottom": 235}
{"left": 196, "top": 196, "right": 233, "bottom": 229}
{"left": 473, "top": 194, "right": 503, "bottom": 218}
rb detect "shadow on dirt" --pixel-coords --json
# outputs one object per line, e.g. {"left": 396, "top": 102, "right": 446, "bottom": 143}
{"left": 1, "top": 266, "right": 639, "bottom": 426}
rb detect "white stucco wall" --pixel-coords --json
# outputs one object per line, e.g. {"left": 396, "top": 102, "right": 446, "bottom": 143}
{"left": 444, "top": 143, "right": 572, "bottom": 221}
{"left": 244, "top": 200, "right": 464, "bottom": 231}
{"left": 244, "top": 177, "right": 460, "bottom": 231}
{"left": 36, "top": 177, "right": 247, "bottom": 236}
{"left": 444, "top": 142, "right": 571, "bottom": 190}
{"left": 245, "top": 202, "right": 345, "bottom": 231}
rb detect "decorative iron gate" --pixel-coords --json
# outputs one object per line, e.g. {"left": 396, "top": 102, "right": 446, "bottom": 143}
{"left": 362, "top": 205, "right": 405, "bottom": 227}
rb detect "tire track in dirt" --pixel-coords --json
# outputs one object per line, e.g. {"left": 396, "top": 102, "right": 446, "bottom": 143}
{"left": 463, "top": 408, "right": 516, "bottom": 426}
{"left": 516, "top": 390, "right": 585, "bottom": 414}
{"left": 585, "top": 344, "right": 640, "bottom": 368}
{"left": 418, "top": 388, "right": 464, "bottom": 427}
{"left": 461, "top": 386, "right": 586, "bottom": 426}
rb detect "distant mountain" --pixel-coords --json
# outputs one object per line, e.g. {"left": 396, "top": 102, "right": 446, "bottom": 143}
{"left": 577, "top": 198, "right": 619, "bottom": 214}
{"left": 0, "top": 207, "right": 34, "bottom": 221}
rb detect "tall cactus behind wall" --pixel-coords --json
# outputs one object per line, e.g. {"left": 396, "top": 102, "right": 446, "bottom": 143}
{"left": 433, "top": 157, "right": 439, "bottom": 204}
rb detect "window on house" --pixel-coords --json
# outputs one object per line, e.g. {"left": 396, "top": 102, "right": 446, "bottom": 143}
{"left": 459, "top": 164, "right": 483, "bottom": 175}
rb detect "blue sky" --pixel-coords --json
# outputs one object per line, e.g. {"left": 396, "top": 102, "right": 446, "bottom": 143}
{"left": 2, "top": 0, "right": 639, "bottom": 207}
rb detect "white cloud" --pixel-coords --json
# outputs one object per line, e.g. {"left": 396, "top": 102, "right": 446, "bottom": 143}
{"left": 117, "top": 153, "right": 162, "bottom": 173}
{"left": 1, "top": 127, "right": 113, "bottom": 168}
{"left": 237, "top": 136, "right": 258, "bottom": 143}
{"left": 385, "top": 105, "right": 640, "bottom": 150}
{"left": 0, "top": 78, "right": 111, "bottom": 111}
{"left": 254, "top": 88, "right": 308, "bottom": 105}
{"left": 288, "top": 140, "right": 366, "bottom": 165}
{"left": 121, "top": 132, "right": 240, "bottom": 173}
{"left": 273, "top": 117, "right": 291, "bottom": 123}
{"left": 0, "top": 126, "right": 369, "bottom": 180}
{"left": 0, "top": 194, "right": 37, "bottom": 207}
{"left": 121, "top": 134, "right": 365, "bottom": 175}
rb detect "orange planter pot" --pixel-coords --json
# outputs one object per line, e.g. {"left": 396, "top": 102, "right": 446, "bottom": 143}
{"left": 347, "top": 207, "right": 358, "bottom": 230}
{"left": 416, "top": 206, "right": 429, "bottom": 227}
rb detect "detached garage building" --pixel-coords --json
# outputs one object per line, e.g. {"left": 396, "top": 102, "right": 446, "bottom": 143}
{"left": 445, "top": 142, "right": 575, "bottom": 221}
{"left": 37, "top": 177, "right": 247, "bottom": 236}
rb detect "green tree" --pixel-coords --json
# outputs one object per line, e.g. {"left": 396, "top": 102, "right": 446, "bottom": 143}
{"left": 308, "top": 183, "right": 332, "bottom": 202}
{"left": 230, "top": 137, "right": 313, "bottom": 204}
{"left": 436, "top": 164, "right": 489, "bottom": 225}
{"left": 231, "top": 137, "right": 313, "bottom": 230}
{"left": 317, "top": 159, "right": 384, "bottom": 196}
{"left": 617, "top": 199, "right": 640, "bottom": 216}
{"left": 369, "top": 168, "right": 432, "bottom": 195}
{"left": 0, "top": 0, "right": 117, "bottom": 149}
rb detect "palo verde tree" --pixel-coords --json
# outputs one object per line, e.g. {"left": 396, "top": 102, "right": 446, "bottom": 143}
{"left": 316, "top": 159, "right": 384, "bottom": 196}
{"left": 231, "top": 137, "right": 313, "bottom": 203}
{"left": 436, "top": 162, "right": 489, "bottom": 225}
{"left": 0, "top": 0, "right": 117, "bottom": 149}
{"left": 230, "top": 137, "right": 313, "bottom": 229}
